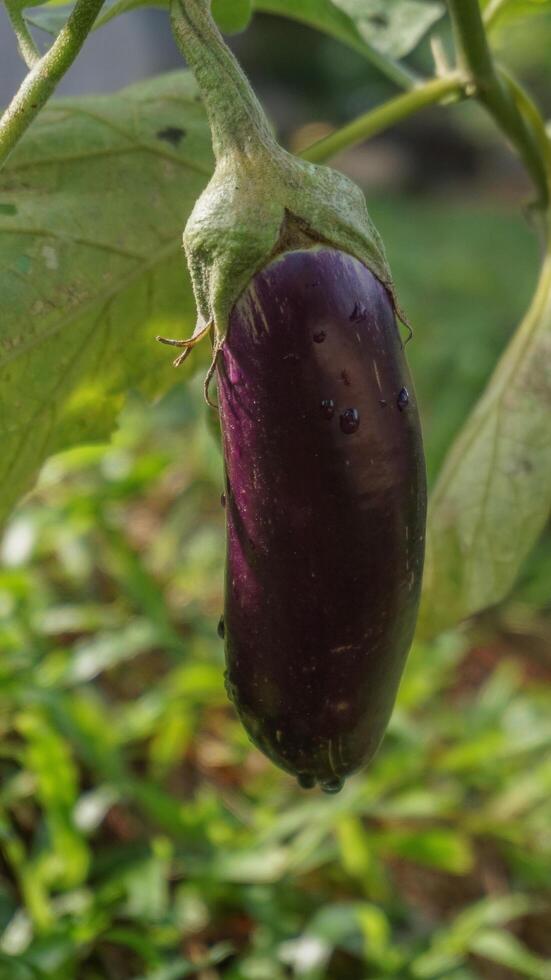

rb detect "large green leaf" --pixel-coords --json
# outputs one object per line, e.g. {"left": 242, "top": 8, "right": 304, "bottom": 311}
{"left": 24, "top": 0, "right": 421, "bottom": 86}
{"left": 329, "top": 0, "right": 443, "bottom": 58}
{"left": 420, "top": 249, "right": 551, "bottom": 636}
{"left": 469, "top": 930, "right": 551, "bottom": 980}
{"left": 25, "top": 2, "right": 86, "bottom": 33}
{"left": 0, "top": 71, "right": 212, "bottom": 528}
{"left": 412, "top": 895, "right": 539, "bottom": 979}
{"left": 252, "top": 0, "right": 419, "bottom": 84}
{"left": 483, "top": 0, "right": 551, "bottom": 29}
{"left": 25, "top": 0, "right": 167, "bottom": 35}
{"left": 26, "top": 0, "right": 252, "bottom": 36}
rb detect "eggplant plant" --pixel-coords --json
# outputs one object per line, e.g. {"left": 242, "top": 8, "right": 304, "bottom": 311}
{"left": 157, "top": 0, "right": 427, "bottom": 789}
{"left": 0, "top": 0, "right": 550, "bottom": 788}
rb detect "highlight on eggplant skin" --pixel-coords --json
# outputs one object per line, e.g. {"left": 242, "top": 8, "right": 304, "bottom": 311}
{"left": 217, "top": 247, "right": 427, "bottom": 793}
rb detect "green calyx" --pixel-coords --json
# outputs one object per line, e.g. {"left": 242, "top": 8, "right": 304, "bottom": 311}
{"left": 170, "top": 0, "right": 396, "bottom": 350}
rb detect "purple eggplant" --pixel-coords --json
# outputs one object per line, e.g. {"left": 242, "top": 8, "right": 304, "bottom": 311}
{"left": 163, "top": 2, "right": 427, "bottom": 790}
{"left": 217, "top": 247, "right": 426, "bottom": 792}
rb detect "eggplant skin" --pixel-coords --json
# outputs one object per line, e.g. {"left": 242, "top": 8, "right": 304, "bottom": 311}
{"left": 217, "top": 247, "right": 426, "bottom": 792}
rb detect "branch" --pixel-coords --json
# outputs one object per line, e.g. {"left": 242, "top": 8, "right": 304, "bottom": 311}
{"left": 447, "top": 0, "right": 549, "bottom": 206}
{"left": 498, "top": 65, "right": 551, "bottom": 175}
{"left": 4, "top": 0, "right": 41, "bottom": 68}
{"left": 301, "top": 75, "right": 463, "bottom": 164}
{"left": 0, "top": 0, "right": 106, "bottom": 171}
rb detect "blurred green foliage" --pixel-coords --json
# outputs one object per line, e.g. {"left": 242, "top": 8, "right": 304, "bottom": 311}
{"left": 0, "top": 197, "right": 550, "bottom": 979}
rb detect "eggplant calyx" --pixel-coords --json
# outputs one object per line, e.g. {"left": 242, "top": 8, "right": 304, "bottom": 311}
{"left": 170, "top": 0, "right": 399, "bottom": 353}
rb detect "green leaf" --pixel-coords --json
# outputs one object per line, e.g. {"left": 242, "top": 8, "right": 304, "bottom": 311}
{"left": 132, "top": 944, "right": 234, "bottom": 980}
{"left": 412, "top": 895, "right": 540, "bottom": 979}
{"left": 25, "top": 0, "right": 167, "bottom": 36}
{"left": 420, "top": 250, "right": 551, "bottom": 637}
{"left": 377, "top": 827, "right": 474, "bottom": 874}
{"left": 203, "top": 846, "right": 291, "bottom": 883}
{"left": 16, "top": 708, "right": 90, "bottom": 889}
{"left": 329, "top": 0, "right": 444, "bottom": 58}
{"left": 26, "top": 0, "right": 419, "bottom": 86}
{"left": 212, "top": 0, "right": 252, "bottom": 33}
{"left": 24, "top": 3, "right": 70, "bottom": 34}
{"left": 469, "top": 930, "right": 551, "bottom": 979}
{"left": 252, "top": 0, "right": 418, "bottom": 87}
{"left": 484, "top": 0, "right": 551, "bottom": 30}
{"left": 0, "top": 71, "right": 212, "bottom": 529}
{"left": 22, "top": 0, "right": 73, "bottom": 7}
{"left": 27, "top": 0, "right": 252, "bottom": 37}
{"left": 335, "top": 816, "right": 373, "bottom": 879}
{"left": 60, "top": 620, "right": 160, "bottom": 685}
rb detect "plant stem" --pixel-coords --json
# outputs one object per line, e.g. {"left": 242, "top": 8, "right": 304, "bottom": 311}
{"left": 447, "top": 0, "right": 549, "bottom": 206}
{"left": 498, "top": 65, "right": 551, "bottom": 177}
{"left": 4, "top": 0, "right": 41, "bottom": 68}
{"left": 0, "top": 0, "right": 105, "bottom": 171}
{"left": 170, "top": 0, "right": 275, "bottom": 160}
{"left": 301, "top": 74, "right": 463, "bottom": 164}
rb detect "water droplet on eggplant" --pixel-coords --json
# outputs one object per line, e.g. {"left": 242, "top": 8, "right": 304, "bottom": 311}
{"left": 397, "top": 387, "right": 409, "bottom": 411}
{"left": 220, "top": 492, "right": 226, "bottom": 508}
{"left": 340, "top": 408, "right": 360, "bottom": 434}
{"left": 217, "top": 615, "right": 225, "bottom": 639}
{"left": 349, "top": 302, "right": 367, "bottom": 323}
{"left": 320, "top": 398, "right": 335, "bottom": 420}
{"left": 297, "top": 773, "right": 316, "bottom": 789}
{"left": 321, "top": 776, "right": 344, "bottom": 794}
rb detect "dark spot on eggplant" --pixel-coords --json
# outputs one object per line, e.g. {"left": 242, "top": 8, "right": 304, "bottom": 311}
{"left": 217, "top": 615, "right": 225, "bottom": 639}
{"left": 156, "top": 126, "right": 186, "bottom": 146}
{"left": 220, "top": 492, "right": 226, "bottom": 508}
{"left": 349, "top": 302, "right": 368, "bottom": 322}
{"left": 320, "top": 398, "right": 335, "bottom": 420}
{"left": 313, "top": 330, "right": 326, "bottom": 343}
{"left": 397, "top": 387, "right": 409, "bottom": 411}
{"left": 340, "top": 370, "right": 351, "bottom": 386}
{"left": 340, "top": 408, "right": 360, "bottom": 434}
{"left": 321, "top": 776, "right": 344, "bottom": 794}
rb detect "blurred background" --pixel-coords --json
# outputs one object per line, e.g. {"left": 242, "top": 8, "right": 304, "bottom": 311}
{"left": 0, "top": 6, "right": 550, "bottom": 979}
